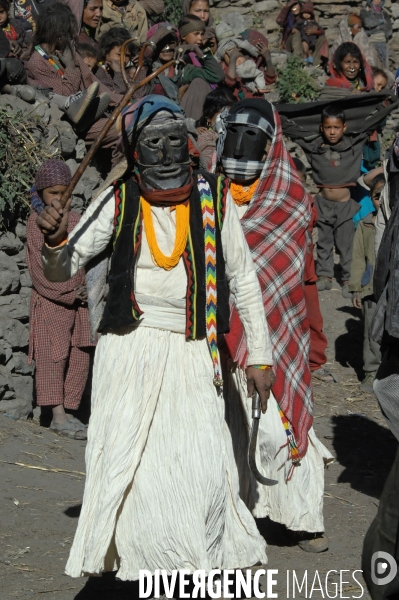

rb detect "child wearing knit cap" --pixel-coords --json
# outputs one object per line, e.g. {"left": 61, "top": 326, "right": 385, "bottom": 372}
{"left": 294, "top": 1, "right": 325, "bottom": 64}
{"left": 26, "top": 160, "right": 95, "bottom": 440}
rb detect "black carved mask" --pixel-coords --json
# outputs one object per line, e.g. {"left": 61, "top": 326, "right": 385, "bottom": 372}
{"left": 223, "top": 123, "right": 268, "bottom": 162}
{"left": 136, "top": 121, "right": 191, "bottom": 190}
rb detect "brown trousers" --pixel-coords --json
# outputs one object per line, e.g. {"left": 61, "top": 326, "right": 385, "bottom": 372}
{"left": 285, "top": 31, "right": 327, "bottom": 65}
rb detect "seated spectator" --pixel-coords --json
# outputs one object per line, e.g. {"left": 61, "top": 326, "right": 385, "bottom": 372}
{"left": 96, "top": 27, "right": 140, "bottom": 94}
{"left": 325, "top": 42, "right": 374, "bottom": 93}
{"left": 79, "top": 0, "right": 102, "bottom": 48}
{"left": 214, "top": 24, "right": 275, "bottom": 99}
{"left": 97, "top": 0, "right": 147, "bottom": 43}
{"left": 0, "top": 0, "right": 32, "bottom": 59}
{"left": 76, "top": 42, "right": 98, "bottom": 70}
{"left": 349, "top": 173, "right": 384, "bottom": 392}
{"left": 27, "top": 4, "right": 123, "bottom": 158}
{"left": 0, "top": 26, "right": 36, "bottom": 101}
{"left": 372, "top": 65, "right": 388, "bottom": 90}
{"left": 294, "top": 2, "right": 327, "bottom": 65}
{"left": 146, "top": 23, "right": 180, "bottom": 102}
{"left": 360, "top": 0, "right": 392, "bottom": 70}
{"left": 330, "top": 14, "right": 380, "bottom": 69}
{"left": 276, "top": 0, "right": 302, "bottom": 55}
{"left": 168, "top": 15, "right": 224, "bottom": 120}
{"left": 195, "top": 86, "right": 235, "bottom": 170}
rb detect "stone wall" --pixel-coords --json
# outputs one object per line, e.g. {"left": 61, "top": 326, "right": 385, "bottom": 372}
{"left": 210, "top": 0, "right": 399, "bottom": 69}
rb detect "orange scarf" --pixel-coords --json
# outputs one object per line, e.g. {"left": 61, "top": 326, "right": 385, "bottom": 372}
{"left": 141, "top": 196, "right": 190, "bottom": 270}
{"left": 230, "top": 179, "right": 260, "bottom": 206}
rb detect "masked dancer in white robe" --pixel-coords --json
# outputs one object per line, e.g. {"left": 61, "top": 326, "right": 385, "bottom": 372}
{"left": 36, "top": 95, "right": 276, "bottom": 581}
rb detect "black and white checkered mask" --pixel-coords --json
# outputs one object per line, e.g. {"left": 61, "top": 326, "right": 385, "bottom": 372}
{"left": 215, "top": 108, "right": 274, "bottom": 182}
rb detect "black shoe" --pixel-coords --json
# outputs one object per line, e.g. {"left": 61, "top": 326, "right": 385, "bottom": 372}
{"left": 63, "top": 82, "right": 99, "bottom": 125}
{"left": 75, "top": 92, "right": 110, "bottom": 133}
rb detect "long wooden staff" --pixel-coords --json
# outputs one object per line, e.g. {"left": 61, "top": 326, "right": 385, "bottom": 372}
{"left": 58, "top": 40, "right": 179, "bottom": 209}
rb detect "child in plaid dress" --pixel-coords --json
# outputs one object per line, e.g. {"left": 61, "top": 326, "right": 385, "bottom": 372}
{"left": 27, "top": 160, "right": 95, "bottom": 440}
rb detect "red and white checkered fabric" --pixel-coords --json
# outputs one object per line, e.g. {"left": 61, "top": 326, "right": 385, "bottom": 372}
{"left": 224, "top": 106, "right": 314, "bottom": 458}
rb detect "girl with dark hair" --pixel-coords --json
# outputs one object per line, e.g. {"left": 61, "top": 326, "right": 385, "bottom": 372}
{"left": 183, "top": 0, "right": 212, "bottom": 26}
{"left": 326, "top": 41, "right": 374, "bottom": 91}
{"left": 95, "top": 27, "right": 146, "bottom": 95}
{"left": 196, "top": 86, "right": 235, "bottom": 170}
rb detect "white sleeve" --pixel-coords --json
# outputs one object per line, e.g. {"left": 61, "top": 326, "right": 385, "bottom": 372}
{"left": 67, "top": 187, "right": 115, "bottom": 275}
{"left": 43, "top": 187, "right": 115, "bottom": 281}
{"left": 221, "top": 190, "right": 274, "bottom": 366}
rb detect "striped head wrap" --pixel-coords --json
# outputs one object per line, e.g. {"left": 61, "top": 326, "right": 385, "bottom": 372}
{"left": 30, "top": 160, "right": 71, "bottom": 215}
{"left": 215, "top": 99, "right": 275, "bottom": 181}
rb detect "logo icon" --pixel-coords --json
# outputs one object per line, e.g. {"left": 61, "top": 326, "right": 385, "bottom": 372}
{"left": 371, "top": 552, "right": 398, "bottom": 586}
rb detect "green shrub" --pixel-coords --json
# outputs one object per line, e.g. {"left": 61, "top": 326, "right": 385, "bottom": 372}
{"left": 277, "top": 55, "right": 321, "bottom": 103}
{"left": 0, "top": 105, "right": 60, "bottom": 230}
{"left": 154, "top": 0, "right": 183, "bottom": 25}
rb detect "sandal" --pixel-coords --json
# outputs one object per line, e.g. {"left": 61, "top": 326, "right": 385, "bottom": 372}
{"left": 50, "top": 416, "right": 87, "bottom": 440}
{"left": 312, "top": 367, "right": 338, "bottom": 383}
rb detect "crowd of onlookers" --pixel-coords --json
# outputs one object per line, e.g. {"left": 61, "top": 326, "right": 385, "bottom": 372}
{"left": 1, "top": 0, "right": 399, "bottom": 411}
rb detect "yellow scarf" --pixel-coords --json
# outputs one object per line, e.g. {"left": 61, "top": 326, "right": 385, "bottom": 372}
{"left": 230, "top": 179, "right": 260, "bottom": 206}
{"left": 141, "top": 196, "right": 190, "bottom": 270}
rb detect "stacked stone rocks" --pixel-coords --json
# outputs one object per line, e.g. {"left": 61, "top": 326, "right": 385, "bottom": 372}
{"left": 0, "top": 93, "right": 101, "bottom": 420}
{"left": 210, "top": 0, "right": 399, "bottom": 70}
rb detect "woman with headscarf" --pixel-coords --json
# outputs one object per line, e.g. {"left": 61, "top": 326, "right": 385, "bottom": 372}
{"left": 183, "top": 0, "right": 213, "bottom": 26}
{"left": 37, "top": 95, "right": 275, "bottom": 580}
{"left": 216, "top": 98, "right": 334, "bottom": 552}
{"left": 318, "top": 41, "right": 374, "bottom": 101}
{"left": 27, "top": 160, "right": 94, "bottom": 440}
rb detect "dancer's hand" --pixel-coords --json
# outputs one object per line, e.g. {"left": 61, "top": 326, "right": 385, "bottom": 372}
{"left": 246, "top": 366, "right": 275, "bottom": 413}
{"left": 352, "top": 292, "right": 362, "bottom": 309}
{"left": 36, "top": 198, "right": 71, "bottom": 247}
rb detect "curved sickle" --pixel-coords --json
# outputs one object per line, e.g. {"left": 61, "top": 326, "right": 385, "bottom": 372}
{"left": 59, "top": 54, "right": 177, "bottom": 209}
{"left": 248, "top": 394, "right": 278, "bottom": 486}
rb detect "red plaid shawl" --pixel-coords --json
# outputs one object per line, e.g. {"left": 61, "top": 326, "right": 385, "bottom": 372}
{"left": 224, "top": 106, "right": 314, "bottom": 458}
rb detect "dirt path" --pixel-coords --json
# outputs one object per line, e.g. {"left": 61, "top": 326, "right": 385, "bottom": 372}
{"left": 0, "top": 279, "right": 395, "bottom": 600}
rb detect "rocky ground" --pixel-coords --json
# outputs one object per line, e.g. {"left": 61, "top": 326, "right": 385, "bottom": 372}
{"left": 0, "top": 267, "right": 396, "bottom": 600}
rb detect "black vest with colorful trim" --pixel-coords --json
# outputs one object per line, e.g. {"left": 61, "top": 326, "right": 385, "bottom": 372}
{"left": 98, "top": 171, "right": 231, "bottom": 340}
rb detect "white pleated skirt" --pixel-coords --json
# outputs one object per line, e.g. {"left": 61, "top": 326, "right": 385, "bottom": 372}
{"left": 66, "top": 326, "right": 268, "bottom": 581}
{"left": 225, "top": 367, "right": 334, "bottom": 533}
